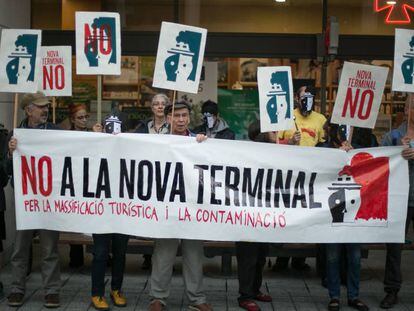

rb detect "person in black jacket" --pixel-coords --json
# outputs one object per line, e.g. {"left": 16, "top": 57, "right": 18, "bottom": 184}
{"left": 0, "top": 125, "right": 9, "bottom": 300}
{"left": 192, "top": 100, "right": 235, "bottom": 140}
{"left": 236, "top": 120, "right": 272, "bottom": 311}
{"left": 4, "top": 92, "right": 61, "bottom": 308}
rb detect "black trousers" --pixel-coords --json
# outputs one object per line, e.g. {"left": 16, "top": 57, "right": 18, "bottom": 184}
{"left": 91, "top": 233, "right": 129, "bottom": 296}
{"left": 236, "top": 242, "right": 269, "bottom": 301}
{"left": 384, "top": 207, "right": 414, "bottom": 293}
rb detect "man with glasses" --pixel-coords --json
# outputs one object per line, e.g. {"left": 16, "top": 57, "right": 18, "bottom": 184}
{"left": 4, "top": 92, "right": 61, "bottom": 308}
{"left": 149, "top": 100, "right": 211, "bottom": 311}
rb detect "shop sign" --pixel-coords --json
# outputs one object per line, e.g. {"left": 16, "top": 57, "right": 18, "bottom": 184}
{"left": 39, "top": 46, "right": 72, "bottom": 96}
{"left": 75, "top": 11, "right": 121, "bottom": 75}
{"left": 0, "top": 29, "right": 42, "bottom": 93}
{"left": 331, "top": 62, "right": 388, "bottom": 129}
{"left": 257, "top": 66, "right": 294, "bottom": 132}
{"left": 153, "top": 22, "right": 207, "bottom": 94}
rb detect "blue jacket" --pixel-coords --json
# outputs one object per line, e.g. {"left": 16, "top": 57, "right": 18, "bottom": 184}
{"left": 382, "top": 122, "right": 414, "bottom": 208}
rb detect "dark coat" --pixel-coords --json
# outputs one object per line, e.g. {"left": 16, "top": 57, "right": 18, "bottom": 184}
{"left": 0, "top": 127, "right": 9, "bottom": 212}
{"left": 2, "top": 119, "right": 60, "bottom": 184}
{"left": 135, "top": 119, "right": 150, "bottom": 134}
{"left": 192, "top": 118, "right": 235, "bottom": 140}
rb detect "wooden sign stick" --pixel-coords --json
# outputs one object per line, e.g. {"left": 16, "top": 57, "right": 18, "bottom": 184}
{"left": 13, "top": 93, "right": 19, "bottom": 128}
{"left": 52, "top": 96, "right": 56, "bottom": 124}
{"left": 347, "top": 126, "right": 354, "bottom": 144}
{"left": 170, "top": 90, "right": 177, "bottom": 134}
{"left": 97, "top": 75, "right": 102, "bottom": 124}
{"left": 408, "top": 96, "right": 413, "bottom": 135}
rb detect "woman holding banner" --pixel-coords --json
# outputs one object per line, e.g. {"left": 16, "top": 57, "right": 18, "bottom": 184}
{"left": 90, "top": 116, "right": 129, "bottom": 310}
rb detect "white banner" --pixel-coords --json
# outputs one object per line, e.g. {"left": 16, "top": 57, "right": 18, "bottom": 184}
{"left": 75, "top": 12, "right": 121, "bottom": 75}
{"left": 0, "top": 29, "right": 42, "bottom": 93}
{"left": 331, "top": 62, "right": 388, "bottom": 129}
{"left": 13, "top": 129, "right": 409, "bottom": 243}
{"left": 39, "top": 46, "right": 72, "bottom": 96}
{"left": 257, "top": 66, "right": 294, "bottom": 132}
{"left": 153, "top": 22, "right": 207, "bottom": 94}
{"left": 393, "top": 28, "right": 414, "bottom": 92}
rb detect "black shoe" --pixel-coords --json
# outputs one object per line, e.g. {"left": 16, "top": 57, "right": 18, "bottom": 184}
{"left": 272, "top": 257, "right": 289, "bottom": 272}
{"left": 291, "top": 262, "right": 311, "bottom": 272}
{"left": 328, "top": 298, "right": 340, "bottom": 311}
{"left": 44, "top": 294, "right": 60, "bottom": 308}
{"left": 380, "top": 292, "right": 398, "bottom": 309}
{"left": 272, "top": 262, "right": 288, "bottom": 272}
{"left": 69, "top": 260, "right": 84, "bottom": 268}
{"left": 0, "top": 281, "right": 4, "bottom": 301}
{"left": 348, "top": 298, "right": 369, "bottom": 311}
{"left": 8, "top": 293, "right": 24, "bottom": 307}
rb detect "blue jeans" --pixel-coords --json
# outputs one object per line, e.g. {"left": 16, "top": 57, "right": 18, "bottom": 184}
{"left": 91, "top": 234, "right": 129, "bottom": 296}
{"left": 326, "top": 243, "right": 361, "bottom": 300}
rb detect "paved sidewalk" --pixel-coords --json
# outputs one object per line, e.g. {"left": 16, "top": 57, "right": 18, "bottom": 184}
{"left": 1, "top": 246, "right": 414, "bottom": 310}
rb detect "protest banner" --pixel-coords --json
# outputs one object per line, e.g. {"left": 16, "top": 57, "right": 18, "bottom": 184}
{"left": 12, "top": 129, "right": 408, "bottom": 243}
{"left": 0, "top": 29, "right": 42, "bottom": 93}
{"left": 393, "top": 28, "right": 414, "bottom": 92}
{"left": 153, "top": 22, "right": 207, "bottom": 94}
{"left": 39, "top": 46, "right": 72, "bottom": 97}
{"left": 331, "top": 61, "right": 388, "bottom": 129}
{"left": 257, "top": 66, "right": 294, "bottom": 132}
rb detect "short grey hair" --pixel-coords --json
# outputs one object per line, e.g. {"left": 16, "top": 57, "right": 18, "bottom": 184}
{"left": 152, "top": 93, "right": 170, "bottom": 106}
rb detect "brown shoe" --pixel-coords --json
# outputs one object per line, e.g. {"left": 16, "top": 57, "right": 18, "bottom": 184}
{"left": 188, "top": 303, "right": 213, "bottom": 311}
{"left": 44, "top": 294, "right": 60, "bottom": 308}
{"left": 8, "top": 293, "right": 24, "bottom": 307}
{"left": 149, "top": 299, "right": 165, "bottom": 311}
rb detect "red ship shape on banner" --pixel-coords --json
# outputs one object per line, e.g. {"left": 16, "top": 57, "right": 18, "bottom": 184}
{"left": 374, "top": 0, "right": 414, "bottom": 24}
{"left": 328, "top": 152, "right": 390, "bottom": 225}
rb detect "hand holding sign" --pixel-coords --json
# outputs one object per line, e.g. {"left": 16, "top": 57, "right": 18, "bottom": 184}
{"left": 331, "top": 62, "right": 388, "bottom": 129}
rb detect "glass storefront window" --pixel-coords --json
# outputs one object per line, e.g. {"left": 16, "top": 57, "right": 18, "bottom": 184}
{"left": 32, "top": 0, "right": 61, "bottom": 29}
{"left": 329, "top": 0, "right": 414, "bottom": 35}
{"left": 180, "top": 0, "right": 323, "bottom": 34}
{"left": 103, "top": 0, "right": 175, "bottom": 31}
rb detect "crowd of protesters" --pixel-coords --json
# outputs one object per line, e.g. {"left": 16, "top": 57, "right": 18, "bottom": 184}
{"left": 0, "top": 84, "right": 413, "bottom": 311}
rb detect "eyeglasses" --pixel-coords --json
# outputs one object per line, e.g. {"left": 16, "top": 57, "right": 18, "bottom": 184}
{"left": 152, "top": 101, "right": 166, "bottom": 107}
{"left": 76, "top": 115, "right": 89, "bottom": 120}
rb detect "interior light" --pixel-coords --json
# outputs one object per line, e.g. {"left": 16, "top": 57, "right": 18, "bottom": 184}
{"left": 275, "top": 0, "right": 286, "bottom": 2}
{"left": 386, "top": 1, "right": 396, "bottom": 4}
